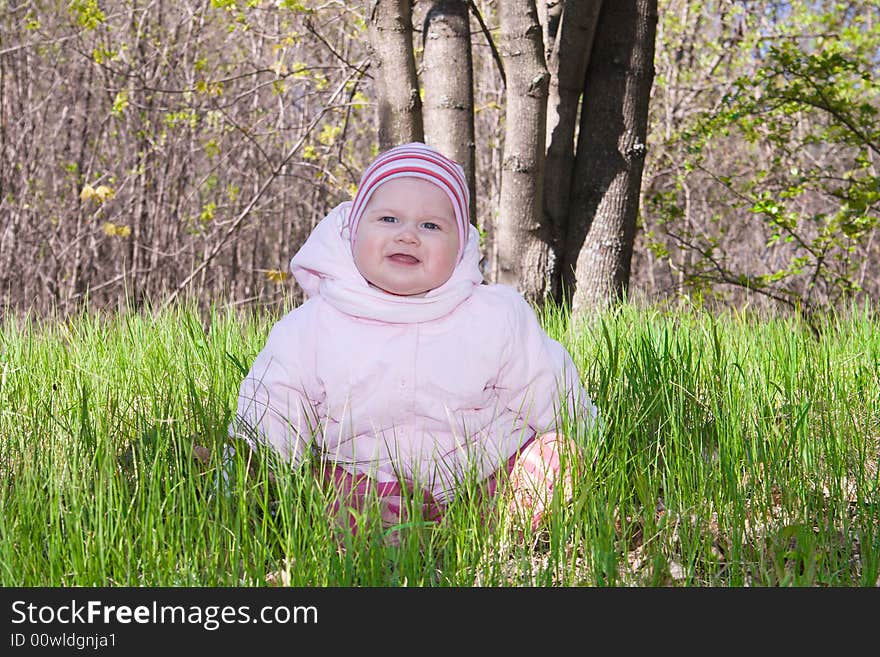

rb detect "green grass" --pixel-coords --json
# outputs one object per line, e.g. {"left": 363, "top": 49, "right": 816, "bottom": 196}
{"left": 1, "top": 300, "right": 878, "bottom": 586}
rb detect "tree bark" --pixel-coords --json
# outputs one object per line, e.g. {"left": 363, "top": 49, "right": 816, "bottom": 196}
{"left": 543, "top": 0, "right": 603, "bottom": 302}
{"left": 495, "top": 0, "right": 551, "bottom": 301}
{"left": 421, "top": 0, "right": 477, "bottom": 225}
{"left": 563, "top": 0, "right": 657, "bottom": 314}
{"left": 368, "top": 0, "right": 424, "bottom": 149}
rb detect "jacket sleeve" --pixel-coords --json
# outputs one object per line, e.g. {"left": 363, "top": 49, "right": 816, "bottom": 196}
{"left": 494, "top": 290, "right": 598, "bottom": 437}
{"left": 228, "top": 309, "right": 322, "bottom": 467}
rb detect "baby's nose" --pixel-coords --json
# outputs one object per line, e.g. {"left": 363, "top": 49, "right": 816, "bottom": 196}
{"left": 395, "top": 226, "right": 418, "bottom": 243}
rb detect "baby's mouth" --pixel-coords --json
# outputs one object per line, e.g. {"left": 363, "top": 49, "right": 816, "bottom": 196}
{"left": 388, "top": 253, "right": 420, "bottom": 265}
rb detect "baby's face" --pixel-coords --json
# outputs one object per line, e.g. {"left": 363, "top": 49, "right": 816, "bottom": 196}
{"left": 352, "top": 177, "right": 459, "bottom": 297}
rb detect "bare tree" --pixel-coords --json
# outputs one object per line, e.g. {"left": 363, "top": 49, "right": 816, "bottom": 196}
{"left": 542, "top": 0, "right": 603, "bottom": 301}
{"left": 368, "top": 0, "right": 424, "bottom": 148}
{"left": 493, "top": 0, "right": 551, "bottom": 297}
{"left": 421, "top": 0, "right": 477, "bottom": 224}
{"left": 0, "top": 1, "right": 373, "bottom": 316}
{"left": 563, "top": 0, "right": 658, "bottom": 313}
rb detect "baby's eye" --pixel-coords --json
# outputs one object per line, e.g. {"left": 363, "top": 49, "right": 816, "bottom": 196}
{"left": 379, "top": 215, "right": 398, "bottom": 223}
{"left": 421, "top": 221, "right": 440, "bottom": 231}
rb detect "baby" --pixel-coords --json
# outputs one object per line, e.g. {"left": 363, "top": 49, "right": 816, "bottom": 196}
{"left": 228, "top": 142, "right": 598, "bottom": 539}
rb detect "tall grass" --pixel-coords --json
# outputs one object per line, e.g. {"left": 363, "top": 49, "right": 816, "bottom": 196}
{"left": 1, "top": 301, "right": 877, "bottom": 586}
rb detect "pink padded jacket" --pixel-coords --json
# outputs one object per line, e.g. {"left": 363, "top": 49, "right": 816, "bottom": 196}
{"left": 231, "top": 202, "right": 597, "bottom": 503}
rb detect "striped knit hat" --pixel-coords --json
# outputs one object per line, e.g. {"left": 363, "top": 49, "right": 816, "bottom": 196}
{"left": 348, "top": 142, "right": 470, "bottom": 262}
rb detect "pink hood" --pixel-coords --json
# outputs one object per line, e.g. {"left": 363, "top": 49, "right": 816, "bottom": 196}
{"left": 290, "top": 202, "right": 483, "bottom": 323}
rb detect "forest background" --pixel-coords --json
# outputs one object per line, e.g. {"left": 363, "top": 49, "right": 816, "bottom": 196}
{"left": 1, "top": 0, "right": 878, "bottom": 322}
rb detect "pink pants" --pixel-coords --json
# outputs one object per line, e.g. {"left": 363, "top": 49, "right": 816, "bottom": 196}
{"left": 321, "top": 432, "right": 568, "bottom": 541}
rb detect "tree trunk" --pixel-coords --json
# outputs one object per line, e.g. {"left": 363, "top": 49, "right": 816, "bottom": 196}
{"left": 368, "top": 0, "right": 424, "bottom": 149}
{"left": 563, "top": 0, "right": 657, "bottom": 314}
{"left": 421, "top": 0, "right": 477, "bottom": 225}
{"left": 495, "top": 0, "right": 551, "bottom": 301}
{"left": 543, "top": 0, "right": 603, "bottom": 302}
